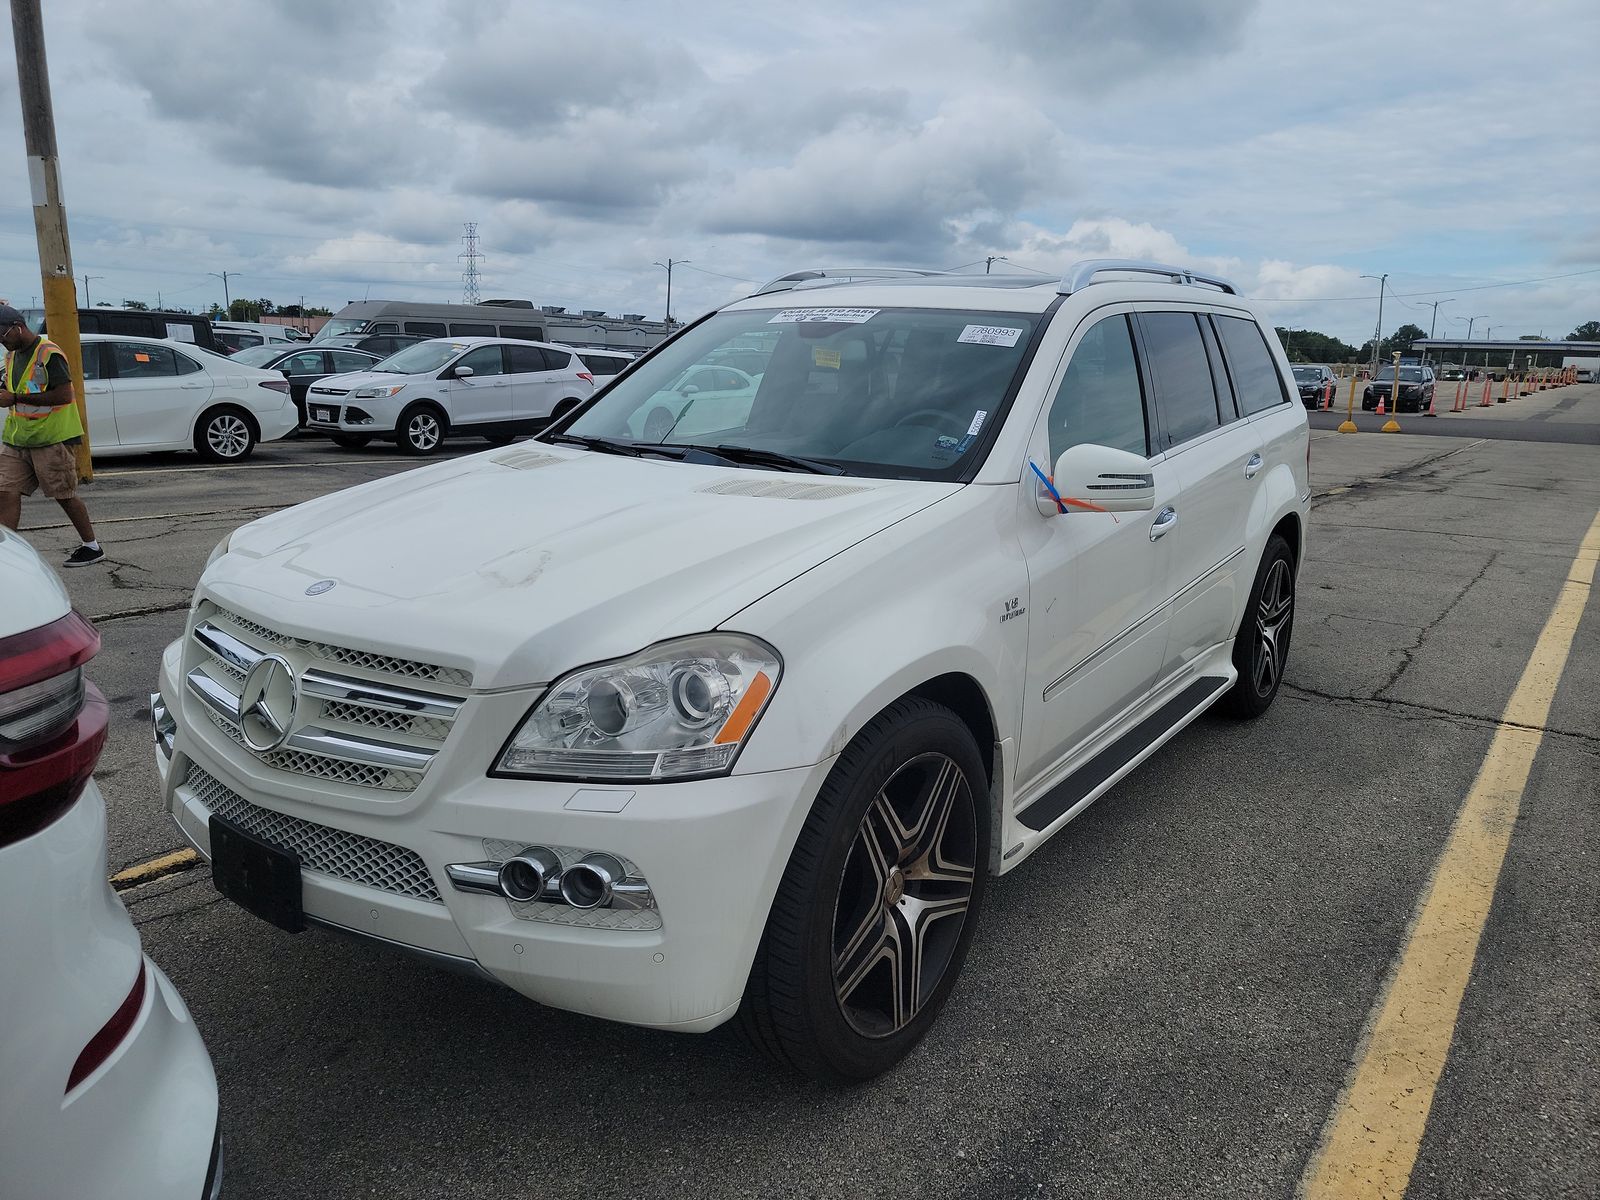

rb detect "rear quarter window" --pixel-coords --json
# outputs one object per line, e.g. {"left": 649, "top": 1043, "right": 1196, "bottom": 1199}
{"left": 1213, "top": 315, "right": 1290, "bottom": 415}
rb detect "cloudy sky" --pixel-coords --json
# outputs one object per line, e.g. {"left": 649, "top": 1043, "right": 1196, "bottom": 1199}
{"left": 2, "top": 0, "right": 1597, "bottom": 346}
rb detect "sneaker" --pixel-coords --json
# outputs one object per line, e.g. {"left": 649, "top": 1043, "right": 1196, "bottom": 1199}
{"left": 63, "top": 545, "right": 105, "bottom": 568}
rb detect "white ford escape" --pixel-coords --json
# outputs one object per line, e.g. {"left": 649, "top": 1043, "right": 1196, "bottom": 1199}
{"left": 154, "top": 260, "right": 1310, "bottom": 1081}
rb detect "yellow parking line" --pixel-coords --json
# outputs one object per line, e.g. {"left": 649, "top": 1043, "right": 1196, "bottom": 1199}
{"left": 1300, "top": 507, "right": 1600, "bottom": 1199}
{"left": 110, "top": 847, "right": 199, "bottom": 890}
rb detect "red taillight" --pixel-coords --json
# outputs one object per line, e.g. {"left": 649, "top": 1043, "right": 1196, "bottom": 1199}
{"left": 66, "top": 960, "right": 147, "bottom": 1093}
{"left": 0, "top": 611, "right": 106, "bottom": 846}
{"left": 258, "top": 379, "right": 290, "bottom": 393}
{"left": 576, "top": 371, "right": 594, "bottom": 384}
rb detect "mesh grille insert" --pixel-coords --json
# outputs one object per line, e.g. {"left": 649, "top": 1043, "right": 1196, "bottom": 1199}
{"left": 186, "top": 763, "right": 442, "bottom": 903}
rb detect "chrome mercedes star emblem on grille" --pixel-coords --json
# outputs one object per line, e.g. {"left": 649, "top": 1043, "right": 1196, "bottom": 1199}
{"left": 237, "top": 655, "right": 298, "bottom": 753}
{"left": 305, "top": 579, "right": 337, "bottom": 596}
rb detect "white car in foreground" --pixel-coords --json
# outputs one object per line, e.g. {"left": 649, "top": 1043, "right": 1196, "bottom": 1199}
{"left": 155, "top": 259, "right": 1309, "bottom": 1081}
{"left": 80, "top": 332, "right": 298, "bottom": 462}
{"left": 304, "top": 336, "right": 596, "bottom": 453}
{"left": 0, "top": 530, "right": 220, "bottom": 1198}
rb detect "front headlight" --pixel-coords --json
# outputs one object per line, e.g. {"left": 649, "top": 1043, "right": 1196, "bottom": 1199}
{"left": 494, "top": 634, "right": 782, "bottom": 782}
{"left": 353, "top": 384, "right": 406, "bottom": 399}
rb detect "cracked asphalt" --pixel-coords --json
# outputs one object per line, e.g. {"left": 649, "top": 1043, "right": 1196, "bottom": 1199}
{"left": 17, "top": 389, "right": 1600, "bottom": 1200}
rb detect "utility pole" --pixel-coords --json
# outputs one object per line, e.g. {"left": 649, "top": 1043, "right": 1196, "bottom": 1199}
{"left": 653, "top": 258, "right": 689, "bottom": 327}
{"left": 208, "top": 270, "right": 235, "bottom": 314}
{"left": 10, "top": 0, "right": 91, "bottom": 475}
{"left": 1360, "top": 273, "right": 1387, "bottom": 375}
{"left": 79, "top": 273, "right": 100, "bottom": 307}
{"left": 985, "top": 255, "right": 1007, "bottom": 274}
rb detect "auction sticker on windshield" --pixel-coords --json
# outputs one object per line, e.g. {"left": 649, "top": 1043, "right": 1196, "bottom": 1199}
{"left": 767, "top": 308, "right": 879, "bottom": 324}
{"left": 957, "top": 324, "right": 1024, "bottom": 347}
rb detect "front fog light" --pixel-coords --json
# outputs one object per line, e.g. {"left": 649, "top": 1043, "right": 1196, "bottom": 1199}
{"left": 494, "top": 634, "right": 781, "bottom": 782}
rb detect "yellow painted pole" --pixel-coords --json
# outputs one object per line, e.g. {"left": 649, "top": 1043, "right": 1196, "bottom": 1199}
{"left": 1338, "top": 366, "right": 1359, "bottom": 433}
{"left": 1381, "top": 351, "right": 1402, "bottom": 432}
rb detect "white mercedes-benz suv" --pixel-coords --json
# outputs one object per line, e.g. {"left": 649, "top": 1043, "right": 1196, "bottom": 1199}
{"left": 154, "top": 260, "right": 1310, "bottom": 1081}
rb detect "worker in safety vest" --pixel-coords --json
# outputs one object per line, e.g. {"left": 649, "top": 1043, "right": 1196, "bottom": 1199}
{"left": 0, "top": 302, "right": 103, "bottom": 565}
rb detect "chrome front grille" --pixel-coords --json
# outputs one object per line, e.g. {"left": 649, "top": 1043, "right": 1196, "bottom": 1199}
{"left": 185, "top": 605, "right": 468, "bottom": 793}
{"left": 186, "top": 763, "right": 442, "bottom": 902}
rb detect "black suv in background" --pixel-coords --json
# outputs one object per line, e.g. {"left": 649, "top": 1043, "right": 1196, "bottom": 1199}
{"left": 23, "top": 305, "right": 219, "bottom": 353}
{"left": 1363, "top": 365, "right": 1436, "bottom": 412}
{"left": 1291, "top": 364, "right": 1336, "bottom": 407}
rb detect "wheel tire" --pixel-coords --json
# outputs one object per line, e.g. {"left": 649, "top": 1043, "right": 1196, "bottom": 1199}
{"left": 332, "top": 434, "right": 373, "bottom": 449}
{"left": 483, "top": 433, "right": 517, "bottom": 446}
{"left": 737, "top": 697, "right": 990, "bottom": 1082}
{"left": 1222, "top": 533, "right": 1296, "bottom": 718}
{"left": 193, "top": 406, "right": 257, "bottom": 463}
{"left": 396, "top": 403, "right": 446, "bottom": 455}
{"left": 642, "top": 406, "right": 675, "bottom": 441}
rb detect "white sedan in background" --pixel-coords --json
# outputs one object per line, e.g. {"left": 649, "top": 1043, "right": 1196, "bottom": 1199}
{"left": 0, "top": 529, "right": 220, "bottom": 1198}
{"left": 79, "top": 333, "right": 298, "bottom": 462}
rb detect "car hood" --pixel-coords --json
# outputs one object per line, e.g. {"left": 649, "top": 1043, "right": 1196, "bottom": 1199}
{"left": 0, "top": 530, "right": 70, "bottom": 638}
{"left": 202, "top": 446, "right": 957, "bottom": 690}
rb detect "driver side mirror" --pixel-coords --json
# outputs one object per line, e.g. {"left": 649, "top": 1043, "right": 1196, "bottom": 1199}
{"left": 453, "top": 365, "right": 474, "bottom": 379}
{"left": 679, "top": 384, "right": 700, "bottom": 396}
{"left": 1036, "top": 443, "right": 1156, "bottom": 517}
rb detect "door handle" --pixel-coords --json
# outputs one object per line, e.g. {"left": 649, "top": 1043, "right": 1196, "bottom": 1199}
{"left": 1243, "top": 453, "right": 1263, "bottom": 479}
{"left": 1150, "top": 506, "right": 1178, "bottom": 541}
{"left": 181, "top": 381, "right": 207, "bottom": 389}
{"left": 85, "top": 384, "right": 109, "bottom": 393}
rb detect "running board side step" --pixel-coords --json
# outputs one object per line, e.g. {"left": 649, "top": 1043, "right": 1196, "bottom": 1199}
{"left": 1017, "top": 676, "right": 1230, "bottom": 832}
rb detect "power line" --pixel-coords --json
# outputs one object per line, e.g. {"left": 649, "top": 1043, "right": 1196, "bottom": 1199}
{"left": 1257, "top": 265, "right": 1600, "bottom": 303}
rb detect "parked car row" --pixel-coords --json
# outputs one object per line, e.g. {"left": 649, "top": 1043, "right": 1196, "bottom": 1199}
{"left": 1362, "top": 364, "right": 1437, "bottom": 412}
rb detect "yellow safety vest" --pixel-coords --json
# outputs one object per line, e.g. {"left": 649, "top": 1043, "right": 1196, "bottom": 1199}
{"left": 3, "top": 338, "right": 83, "bottom": 448}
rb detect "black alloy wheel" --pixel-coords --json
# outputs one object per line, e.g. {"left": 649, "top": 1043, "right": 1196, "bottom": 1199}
{"left": 738, "top": 697, "right": 989, "bottom": 1081}
{"left": 1223, "top": 533, "right": 1295, "bottom": 718}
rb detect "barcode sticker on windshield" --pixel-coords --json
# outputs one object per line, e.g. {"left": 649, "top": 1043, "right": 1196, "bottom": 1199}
{"left": 958, "top": 324, "right": 1024, "bottom": 347}
{"left": 966, "top": 410, "right": 989, "bottom": 436}
{"left": 768, "top": 308, "right": 879, "bottom": 324}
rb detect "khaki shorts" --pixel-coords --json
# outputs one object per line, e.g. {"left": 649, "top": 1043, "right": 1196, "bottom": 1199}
{"left": 0, "top": 440, "right": 81, "bottom": 500}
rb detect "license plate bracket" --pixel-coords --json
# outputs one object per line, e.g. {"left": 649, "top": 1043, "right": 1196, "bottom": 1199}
{"left": 209, "top": 813, "right": 304, "bottom": 933}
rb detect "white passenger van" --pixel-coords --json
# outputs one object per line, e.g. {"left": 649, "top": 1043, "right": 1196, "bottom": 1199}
{"left": 155, "top": 260, "right": 1311, "bottom": 1081}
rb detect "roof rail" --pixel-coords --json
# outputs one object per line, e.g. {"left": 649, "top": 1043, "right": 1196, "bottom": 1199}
{"left": 1058, "top": 258, "right": 1237, "bottom": 296}
{"left": 750, "top": 267, "right": 951, "bottom": 297}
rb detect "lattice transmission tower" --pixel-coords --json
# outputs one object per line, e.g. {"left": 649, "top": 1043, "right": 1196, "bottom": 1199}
{"left": 459, "top": 222, "right": 483, "bottom": 305}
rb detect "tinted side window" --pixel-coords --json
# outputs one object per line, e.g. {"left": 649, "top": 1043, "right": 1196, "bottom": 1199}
{"left": 405, "top": 321, "right": 446, "bottom": 337}
{"left": 173, "top": 350, "right": 203, "bottom": 376}
{"left": 1046, "top": 313, "right": 1149, "bottom": 462}
{"left": 499, "top": 324, "right": 543, "bottom": 342}
{"left": 368, "top": 322, "right": 400, "bottom": 334}
{"left": 283, "top": 351, "right": 324, "bottom": 375}
{"left": 450, "top": 322, "right": 496, "bottom": 337}
{"left": 81, "top": 342, "right": 105, "bottom": 380}
{"left": 1138, "top": 313, "right": 1221, "bottom": 447}
{"left": 505, "top": 344, "right": 546, "bottom": 374}
{"left": 542, "top": 349, "right": 572, "bottom": 371}
{"left": 1198, "top": 316, "right": 1240, "bottom": 422}
{"left": 111, "top": 342, "right": 180, "bottom": 378}
{"left": 1213, "top": 315, "right": 1288, "bottom": 415}
{"left": 455, "top": 346, "right": 505, "bottom": 376}
{"left": 329, "top": 351, "right": 375, "bottom": 372}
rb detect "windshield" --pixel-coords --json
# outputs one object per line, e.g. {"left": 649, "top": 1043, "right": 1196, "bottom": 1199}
{"left": 559, "top": 307, "right": 1041, "bottom": 479}
{"left": 312, "top": 318, "right": 368, "bottom": 342}
{"left": 230, "top": 345, "right": 284, "bottom": 368}
{"left": 372, "top": 340, "right": 466, "bottom": 375}
{"left": 1292, "top": 367, "right": 1320, "bottom": 380}
{"left": 1375, "top": 367, "right": 1426, "bottom": 381}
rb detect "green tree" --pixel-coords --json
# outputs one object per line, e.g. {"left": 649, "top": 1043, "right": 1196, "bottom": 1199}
{"left": 227, "top": 298, "right": 263, "bottom": 321}
{"left": 1567, "top": 321, "right": 1600, "bottom": 341}
{"left": 1275, "top": 327, "right": 1361, "bottom": 363}
{"left": 121, "top": 298, "right": 149, "bottom": 310}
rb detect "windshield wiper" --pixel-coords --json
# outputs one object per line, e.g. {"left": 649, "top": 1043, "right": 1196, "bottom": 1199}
{"left": 549, "top": 433, "right": 686, "bottom": 460}
{"left": 677, "top": 443, "right": 847, "bottom": 475}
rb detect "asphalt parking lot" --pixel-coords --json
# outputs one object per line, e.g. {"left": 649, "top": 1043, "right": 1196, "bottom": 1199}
{"left": 21, "top": 386, "right": 1600, "bottom": 1199}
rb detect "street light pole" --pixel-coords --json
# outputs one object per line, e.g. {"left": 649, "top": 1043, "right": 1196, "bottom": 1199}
{"left": 1360, "top": 273, "right": 1387, "bottom": 375}
{"left": 1424, "top": 298, "right": 1455, "bottom": 363}
{"left": 652, "top": 258, "right": 689, "bottom": 327}
{"left": 985, "top": 255, "right": 1007, "bottom": 274}
{"left": 80, "top": 273, "right": 101, "bottom": 307}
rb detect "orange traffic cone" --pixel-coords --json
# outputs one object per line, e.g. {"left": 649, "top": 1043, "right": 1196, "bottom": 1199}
{"left": 1376, "top": 395, "right": 1386, "bottom": 416}
{"left": 1425, "top": 389, "right": 1437, "bottom": 417}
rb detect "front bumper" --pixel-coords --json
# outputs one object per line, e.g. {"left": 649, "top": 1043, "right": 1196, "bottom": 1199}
{"left": 156, "top": 648, "right": 832, "bottom": 1033}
